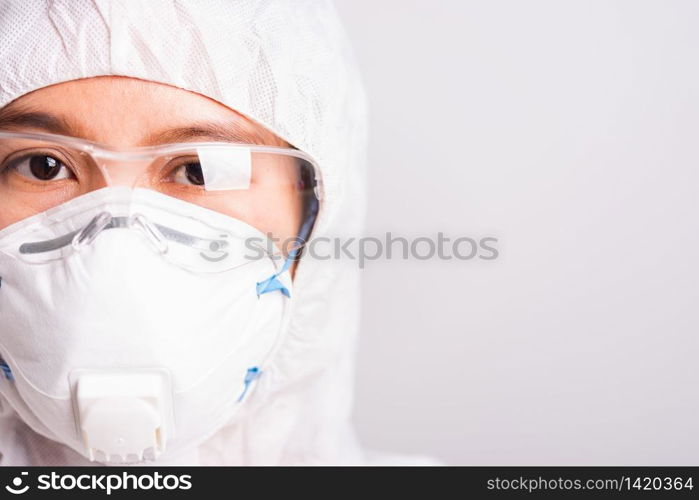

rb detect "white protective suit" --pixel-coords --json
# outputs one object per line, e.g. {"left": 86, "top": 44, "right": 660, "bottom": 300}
{"left": 0, "top": 0, "right": 443, "bottom": 466}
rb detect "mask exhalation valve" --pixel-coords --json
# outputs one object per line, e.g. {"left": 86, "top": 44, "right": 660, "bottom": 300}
{"left": 73, "top": 370, "right": 175, "bottom": 464}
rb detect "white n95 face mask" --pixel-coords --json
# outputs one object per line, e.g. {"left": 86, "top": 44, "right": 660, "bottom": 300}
{"left": 0, "top": 186, "right": 298, "bottom": 464}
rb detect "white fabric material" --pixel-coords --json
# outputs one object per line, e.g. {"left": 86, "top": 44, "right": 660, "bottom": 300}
{"left": 0, "top": 187, "right": 291, "bottom": 463}
{"left": 0, "top": 0, "right": 444, "bottom": 465}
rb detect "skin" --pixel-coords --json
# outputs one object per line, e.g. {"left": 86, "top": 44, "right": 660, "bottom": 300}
{"left": 0, "top": 76, "right": 307, "bottom": 275}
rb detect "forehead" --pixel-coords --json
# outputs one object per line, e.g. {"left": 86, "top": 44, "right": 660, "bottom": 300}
{"left": 0, "top": 76, "right": 286, "bottom": 148}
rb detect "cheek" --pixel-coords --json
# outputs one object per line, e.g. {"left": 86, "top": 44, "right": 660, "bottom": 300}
{"left": 0, "top": 208, "right": 16, "bottom": 230}
{"left": 249, "top": 186, "right": 303, "bottom": 250}
{"left": 0, "top": 196, "right": 58, "bottom": 230}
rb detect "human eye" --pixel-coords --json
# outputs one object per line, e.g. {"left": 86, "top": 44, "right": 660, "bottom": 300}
{"left": 158, "top": 147, "right": 252, "bottom": 191}
{"left": 169, "top": 159, "right": 205, "bottom": 186}
{"left": 4, "top": 152, "right": 75, "bottom": 182}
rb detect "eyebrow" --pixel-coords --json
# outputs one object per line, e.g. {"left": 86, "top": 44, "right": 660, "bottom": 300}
{"left": 143, "top": 122, "right": 266, "bottom": 145}
{"left": 0, "top": 109, "right": 82, "bottom": 136}
{"left": 0, "top": 108, "right": 273, "bottom": 146}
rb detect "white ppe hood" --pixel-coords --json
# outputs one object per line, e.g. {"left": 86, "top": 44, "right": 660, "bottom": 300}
{"left": 0, "top": 0, "right": 440, "bottom": 465}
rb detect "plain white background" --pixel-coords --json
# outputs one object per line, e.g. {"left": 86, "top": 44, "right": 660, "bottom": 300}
{"left": 336, "top": 0, "right": 699, "bottom": 465}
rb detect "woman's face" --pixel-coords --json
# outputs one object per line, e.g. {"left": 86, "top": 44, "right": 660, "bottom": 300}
{"left": 0, "top": 76, "right": 306, "bottom": 268}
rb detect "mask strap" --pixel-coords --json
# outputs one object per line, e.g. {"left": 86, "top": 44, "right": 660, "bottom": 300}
{"left": 236, "top": 366, "right": 262, "bottom": 403}
{"left": 0, "top": 357, "right": 14, "bottom": 382}
{"left": 255, "top": 250, "right": 296, "bottom": 298}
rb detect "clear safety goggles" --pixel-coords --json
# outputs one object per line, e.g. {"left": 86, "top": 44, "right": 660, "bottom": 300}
{"left": 0, "top": 130, "right": 322, "bottom": 270}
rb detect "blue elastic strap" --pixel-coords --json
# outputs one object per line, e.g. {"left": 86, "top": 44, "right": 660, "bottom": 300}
{"left": 236, "top": 366, "right": 262, "bottom": 403}
{"left": 0, "top": 358, "right": 14, "bottom": 382}
{"left": 255, "top": 250, "right": 296, "bottom": 298}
